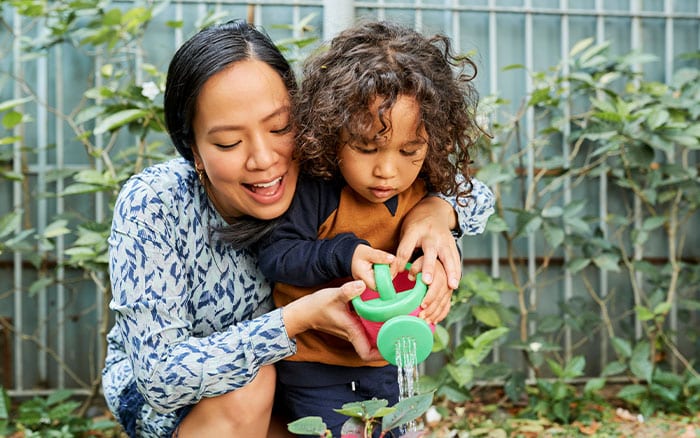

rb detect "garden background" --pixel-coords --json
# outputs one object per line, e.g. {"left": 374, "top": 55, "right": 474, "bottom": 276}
{"left": 0, "top": 0, "right": 698, "bottom": 436}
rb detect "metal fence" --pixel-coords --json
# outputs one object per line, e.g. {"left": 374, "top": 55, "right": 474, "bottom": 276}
{"left": 0, "top": 0, "right": 698, "bottom": 396}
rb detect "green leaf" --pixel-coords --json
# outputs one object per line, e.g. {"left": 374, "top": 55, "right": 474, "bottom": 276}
{"left": 94, "top": 108, "right": 148, "bottom": 135}
{"left": 630, "top": 344, "right": 653, "bottom": 382}
{"left": 584, "top": 377, "right": 606, "bottom": 394}
{"left": 601, "top": 361, "right": 627, "bottom": 377}
{"left": 446, "top": 363, "right": 473, "bottom": 387}
{"left": 2, "top": 110, "right": 23, "bottom": 129}
{"left": 592, "top": 253, "right": 620, "bottom": 272}
{"left": 641, "top": 216, "right": 666, "bottom": 231}
{"left": 48, "top": 400, "right": 81, "bottom": 420}
{"left": 485, "top": 215, "right": 509, "bottom": 233}
{"left": 0, "top": 210, "right": 22, "bottom": 239}
{"left": 564, "top": 356, "right": 586, "bottom": 378}
{"left": 432, "top": 324, "right": 450, "bottom": 352}
{"left": 0, "top": 97, "right": 33, "bottom": 112}
{"left": 646, "top": 108, "right": 670, "bottom": 130}
{"left": 29, "top": 276, "right": 53, "bottom": 297}
{"left": 502, "top": 63, "right": 525, "bottom": 71}
{"left": 546, "top": 359, "right": 565, "bottom": 378}
{"left": 74, "top": 105, "right": 105, "bottom": 125}
{"left": 569, "top": 38, "right": 594, "bottom": 57}
{"left": 611, "top": 337, "right": 632, "bottom": 359}
{"left": 653, "top": 301, "right": 671, "bottom": 316}
{"left": 472, "top": 305, "right": 502, "bottom": 327}
{"left": 334, "top": 399, "right": 389, "bottom": 419}
{"left": 537, "top": 315, "right": 563, "bottom": 333}
{"left": 381, "top": 392, "right": 433, "bottom": 432}
{"left": 46, "top": 389, "right": 73, "bottom": 407}
{"left": 617, "top": 384, "right": 647, "bottom": 401}
{"left": 566, "top": 258, "right": 590, "bottom": 274}
{"left": 43, "top": 219, "right": 70, "bottom": 239}
{"left": 541, "top": 206, "right": 563, "bottom": 218}
{"left": 635, "top": 305, "right": 655, "bottom": 321}
{"left": 287, "top": 417, "right": 327, "bottom": 435}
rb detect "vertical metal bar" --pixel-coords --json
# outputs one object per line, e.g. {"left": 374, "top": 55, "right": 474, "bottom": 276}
{"left": 377, "top": 0, "right": 386, "bottom": 21}
{"left": 12, "top": 9, "right": 24, "bottom": 393}
{"left": 595, "top": 0, "right": 609, "bottom": 370}
{"left": 664, "top": 0, "right": 678, "bottom": 372}
{"left": 292, "top": 4, "right": 301, "bottom": 39}
{"left": 55, "top": 44, "right": 66, "bottom": 389}
{"left": 488, "top": 0, "right": 501, "bottom": 362}
{"left": 448, "top": 0, "right": 458, "bottom": 40}
{"left": 560, "top": 0, "right": 573, "bottom": 364}
{"left": 94, "top": 51, "right": 105, "bottom": 382}
{"left": 36, "top": 27, "right": 49, "bottom": 385}
{"left": 323, "top": 0, "right": 354, "bottom": 40}
{"left": 630, "top": 0, "right": 643, "bottom": 341}
{"left": 174, "top": 1, "right": 183, "bottom": 48}
{"left": 415, "top": 0, "right": 423, "bottom": 32}
{"left": 524, "top": 0, "right": 537, "bottom": 343}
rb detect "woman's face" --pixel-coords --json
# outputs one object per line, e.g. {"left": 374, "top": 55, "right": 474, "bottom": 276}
{"left": 191, "top": 59, "right": 298, "bottom": 221}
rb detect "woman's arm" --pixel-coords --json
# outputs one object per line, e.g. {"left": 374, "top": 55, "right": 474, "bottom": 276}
{"left": 108, "top": 177, "right": 295, "bottom": 414}
{"left": 397, "top": 177, "right": 494, "bottom": 321}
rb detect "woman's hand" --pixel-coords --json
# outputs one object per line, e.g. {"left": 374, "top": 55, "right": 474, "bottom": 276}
{"left": 397, "top": 196, "right": 462, "bottom": 290}
{"left": 282, "top": 280, "right": 383, "bottom": 362}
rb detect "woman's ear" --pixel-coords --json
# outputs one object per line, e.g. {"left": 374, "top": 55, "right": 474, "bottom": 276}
{"left": 191, "top": 145, "right": 203, "bottom": 170}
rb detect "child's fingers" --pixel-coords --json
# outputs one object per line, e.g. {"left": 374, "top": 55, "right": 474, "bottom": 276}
{"left": 419, "top": 286, "right": 452, "bottom": 323}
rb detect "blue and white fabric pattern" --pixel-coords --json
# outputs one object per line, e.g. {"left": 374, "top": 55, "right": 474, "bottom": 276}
{"left": 102, "top": 158, "right": 295, "bottom": 437}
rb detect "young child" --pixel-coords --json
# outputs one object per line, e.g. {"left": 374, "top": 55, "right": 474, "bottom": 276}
{"left": 256, "top": 20, "right": 484, "bottom": 436}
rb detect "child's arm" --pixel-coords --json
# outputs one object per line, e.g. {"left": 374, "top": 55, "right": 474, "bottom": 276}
{"left": 257, "top": 177, "right": 392, "bottom": 287}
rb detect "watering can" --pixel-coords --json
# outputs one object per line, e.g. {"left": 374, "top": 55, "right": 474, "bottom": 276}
{"left": 352, "top": 264, "right": 435, "bottom": 366}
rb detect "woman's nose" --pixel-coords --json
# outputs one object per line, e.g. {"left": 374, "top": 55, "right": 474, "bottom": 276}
{"left": 246, "top": 133, "right": 276, "bottom": 170}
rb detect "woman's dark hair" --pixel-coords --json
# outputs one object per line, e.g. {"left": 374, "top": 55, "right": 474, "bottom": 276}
{"left": 164, "top": 20, "right": 296, "bottom": 248}
{"left": 294, "top": 20, "right": 479, "bottom": 205}
{"left": 164, "top": 19, "right": 297, "bottom": 162}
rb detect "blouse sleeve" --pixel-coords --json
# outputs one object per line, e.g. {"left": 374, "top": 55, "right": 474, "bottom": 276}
{"left": 435, "top": 176, "right": 495, "bottom": 237}
{"left": 108, "top": 176, "right": 295, "bottom": 414}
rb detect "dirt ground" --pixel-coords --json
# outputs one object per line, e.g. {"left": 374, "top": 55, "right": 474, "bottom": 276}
{"left": 421, "top": 385, "right": 700, "bottom": 438}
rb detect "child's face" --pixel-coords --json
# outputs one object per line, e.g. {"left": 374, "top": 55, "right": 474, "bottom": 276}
{"left": 338, "top": 95, "right": 428, "bottom": 204}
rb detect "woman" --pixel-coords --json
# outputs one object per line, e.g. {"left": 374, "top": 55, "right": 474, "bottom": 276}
{"left": 102, "top": 19, "right": 494, "bottom": 438}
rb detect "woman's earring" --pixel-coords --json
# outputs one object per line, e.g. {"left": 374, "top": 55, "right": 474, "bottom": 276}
{"left": 196, "top": 167, "right": 206, "bottom": 185}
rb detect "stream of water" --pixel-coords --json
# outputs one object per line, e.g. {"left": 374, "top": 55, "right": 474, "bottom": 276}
{"left": 395, "top": 336, "right": 419, "bottom": 434}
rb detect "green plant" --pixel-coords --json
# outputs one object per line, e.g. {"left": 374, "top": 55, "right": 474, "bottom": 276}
{"left": 431, "top": 37, "right": 699, "bottom": 425}
{"left": 287, "top": 393, "right": 433, "bottom": 438}
{"left": 426, "top": 270, "right": 514, "bottom": 402}
{"left": 0, "top": 386, "right": 119, "bottom": 437}
{"left": 518, "top": 355, "right": 607, "bottom": 424}
{"left": 0, "top": 0, "right": 319, "bottom": 419}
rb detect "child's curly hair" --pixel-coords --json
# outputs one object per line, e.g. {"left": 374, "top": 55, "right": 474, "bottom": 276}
{"left": 294, "top": 20, "right": 480, "bottom": 204}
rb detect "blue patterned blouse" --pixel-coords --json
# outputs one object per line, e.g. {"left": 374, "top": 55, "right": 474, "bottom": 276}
{"left": 102, "top": 157, "right": 494, "bottom": 437}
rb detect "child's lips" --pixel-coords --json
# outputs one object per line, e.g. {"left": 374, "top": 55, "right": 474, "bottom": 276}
{"left": 370, "top": 186, "right": 395, "bottom": 199}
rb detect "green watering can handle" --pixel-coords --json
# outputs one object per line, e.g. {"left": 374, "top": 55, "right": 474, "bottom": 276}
{"left": 351, "top": 263, "right": 428, "bottom": 323}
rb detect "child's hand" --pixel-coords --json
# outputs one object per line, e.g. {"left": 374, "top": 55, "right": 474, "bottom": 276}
{"left": 410, "top": 256, "right": 453, "bottom": 324}
{"left": 351, "top": 244, "right": 395, "bottom": 291}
